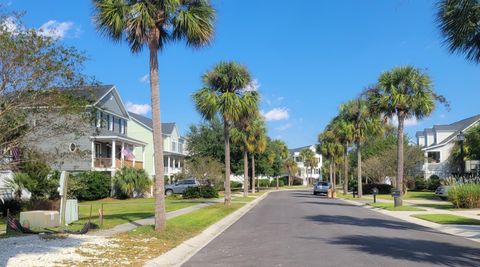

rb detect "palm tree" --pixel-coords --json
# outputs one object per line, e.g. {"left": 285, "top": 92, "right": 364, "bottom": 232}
{"left": 284, "top": 157, "right": 298, "bottom": 187}
{"left": 329, "top": 116, "right": 354, "bottom": 194}
{"left": 365, "top": 66, "right": 447, "bottom": 205}
{"left": 231, "top": 112, "right": 261, "bottom": 198}
{"left": 247, "top": 117, "right": 267, "bottom": 194}
{"left": 340, "top": 98, "right": 382, "bottom": 198}
{"left": 193, "top": 61, "right": 258, "bottom": 206}
{"left": 299, "top": 148, "right": 316, "bottom": 185}
{"left": 93, "top": 0, "right": 215, "bottom": 231}
{"left": 437, "top": 0, "right": 480, "bottom": 63}
{"left": 318, "top": 129, "right": 342, "bottom": 190}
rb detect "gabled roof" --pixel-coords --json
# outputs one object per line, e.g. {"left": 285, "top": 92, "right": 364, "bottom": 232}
{"left": 67, "top": 85, "right": 114, "bottom": 103}
{"left": 289, "top": 145, "right": 315, "bottom": 154}
{"left": 423, "top": 114, "right": 480, "bottom": 150}
{"left": 129, "top": 112, "right": 176, "bottom": 135}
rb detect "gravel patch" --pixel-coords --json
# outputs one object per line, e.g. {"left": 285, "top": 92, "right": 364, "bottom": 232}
{"left": 0, "top": 234, "right": 115, "bottom": 266}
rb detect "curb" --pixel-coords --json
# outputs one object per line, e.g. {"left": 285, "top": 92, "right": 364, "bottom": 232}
{"left": 338, "top": 197, "right": 480, "bottom": 244}
{"left": 144, "top": 190, "right": 274, "bottom": 267}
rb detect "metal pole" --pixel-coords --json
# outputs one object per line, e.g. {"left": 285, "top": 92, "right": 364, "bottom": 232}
{"left": 461, "top": 140, "right": 465, "bottom": 183}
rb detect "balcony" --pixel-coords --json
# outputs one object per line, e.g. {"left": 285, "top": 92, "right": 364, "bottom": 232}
{"left": 94, "top": 158, "right": 144, "bottom": 170}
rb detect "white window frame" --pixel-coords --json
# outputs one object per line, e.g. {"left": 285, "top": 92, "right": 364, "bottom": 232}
{"left": 96, "top": 111, "right": 102, "bottom": 128}
{"left": 108, "top": 115, "right": 114, "bottom": 131}
{"left": 120, "top": 119, "right": 125, "bottom": 134}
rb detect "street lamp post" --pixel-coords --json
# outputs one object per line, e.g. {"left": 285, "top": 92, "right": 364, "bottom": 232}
{"left": 457, "top": 131, "right": 465, "bottom": 183}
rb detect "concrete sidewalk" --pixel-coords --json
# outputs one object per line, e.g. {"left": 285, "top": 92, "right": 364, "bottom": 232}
{"left": 341, "top": 197, "right": 480, "bottom": 244}
{"left": 93, "top": 199, "right": 223, "bottom": 237}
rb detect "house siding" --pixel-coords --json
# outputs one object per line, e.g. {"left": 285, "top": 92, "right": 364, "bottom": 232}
{"left": 129, "top": 120, "right": 155, "bottom": 177}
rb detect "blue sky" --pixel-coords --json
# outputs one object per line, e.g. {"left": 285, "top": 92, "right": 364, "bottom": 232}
{"left": 6, "top": 0, "right": 480, "bottom": 148}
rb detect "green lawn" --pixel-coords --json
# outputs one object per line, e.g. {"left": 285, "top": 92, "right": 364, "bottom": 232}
{"left": 376, "top": 191, "right": 437, "bottom": 201}
{"left": 0, "top": 217, "right": 5, "bottom": 232}
{"left": 70, "top": 202, "right": 245, "bottom": 266}
{"left": 412, "top": 214, "right": 480, "bottom": 225}
{"left": 370, "top": 202, "right": 426, "bottom": 211}
{"left": 338, "top": 193, "right": 370, "bottom": 201}
{"left": 413, "top": 203, "right": 455, "bottom": 210}
{"left": 66, "top": 197, "right": 216, "bottom": 231}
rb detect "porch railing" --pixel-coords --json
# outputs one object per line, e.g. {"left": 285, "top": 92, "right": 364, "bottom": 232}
{"left": 94, "top": 158, "right": 144, "bottom": 170}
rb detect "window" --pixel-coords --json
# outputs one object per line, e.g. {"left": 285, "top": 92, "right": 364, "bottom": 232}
{"left": 69, "top": 143, "right": 77, "bottom": 152}
{"left": 95, "top": 143, "right": 102, "bottom": 158}
{"left": 427, "top": 151, "right": 441, "bottom": 163}
{"left": 108, "top": 115, "right": 114, "bottom": 131}
{"left": 120, "top": 119, "right": 125, "bottom": 134}
{"left": 96, "top": 111, "right": 102, "bottom": 128}
{"left": 172, "top": 140, "right": 177, "bottom": 152}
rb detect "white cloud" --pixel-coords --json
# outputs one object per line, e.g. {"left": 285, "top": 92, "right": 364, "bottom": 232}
{"left": 243, "top": 79, "right": 260, "bottom": 91}
{"left": 389, "top": 117, "right": 418, "bottom": 127}
{"left": 261, "top": 108, "right": 289, "bottom": 121}
{"left": 125, "top": 102, "right": 151, "bottom": 115}
{"left": 38, "top": 20, "right": 73, "bottom": 39}
{"left": 276, "top": 123, "right": 293, "bottom": 131}
{"left": 139, "top": 74, "right": 149, "bottom": 83}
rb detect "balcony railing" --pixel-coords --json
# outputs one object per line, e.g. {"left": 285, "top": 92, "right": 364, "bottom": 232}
{"left": 94, "top": 158, "right": 144, "bottom": 170}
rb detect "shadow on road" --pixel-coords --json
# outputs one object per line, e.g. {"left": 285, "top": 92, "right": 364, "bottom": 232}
{"left": 330, "top": 235, "right": 480, "bottom": 266}
{"left": 301, "top": 201, "right": 358, "bottom": 208}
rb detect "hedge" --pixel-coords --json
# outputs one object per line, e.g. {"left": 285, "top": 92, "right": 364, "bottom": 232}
{"left": 183, "top": 186, "right": 219, "bottom": 199}
{"left": 362, "top": 183, "right": 393, "bottom": 195}
{"left": 448, "top": 184, "right": 480, "bottom": 208}
{"left": 68, "top": 171, "right": 111, "bottom": 201}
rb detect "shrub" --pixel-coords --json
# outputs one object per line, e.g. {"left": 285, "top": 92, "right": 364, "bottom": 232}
{"left": 68, "top": 171, "right": 111, "bottom": 201}
{"left": 113, "top": 167, "right": 152, "bottom": 198}
{"left": 414, "top": 177, "right": 428, "bottom": 191}
{"left": 182, "top": 186, "right": 219, "bottom": 199}
{"left": 230, "top": 181, "right": 243, "bottom": 189}
{"left": 258, "top": 179, "right": 270, "bottom": 187}
{"left": 428, "top": 175, "right": 441, "bottom": 191}
{"left": 18, "top": 150, "right": 59, "bottom": 199}
{"left": 292, "top": 177, "right": 303, "bottom": 186}
{"left": 0, "top": 199, "right": 23, "bottom": 216}
{"left": 362, "top": 183, "right": 393, "bottom": 195}
{"left": 270, "top": 179, "right": 285, "bottom": 187}
{"left": 448, "top": 184, "right": 480, "bottom": 209}
{"left": 405, "top": 176, "right": 416, "bottom": 190}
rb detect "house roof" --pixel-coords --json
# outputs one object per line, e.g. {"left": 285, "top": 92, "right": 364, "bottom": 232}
{"left": 423, "top": 114, "right": 480, "bottom": 150}
{"left": 129, "top": 112, "right": 176, "bottom": 135}
{"left": 65, "top": 85, "right": 115, "bottom": 103}
{"left": 289, "top": 145, "right": 315, "bottom": 154}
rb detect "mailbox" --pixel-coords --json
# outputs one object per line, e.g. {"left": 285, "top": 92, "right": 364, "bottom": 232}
{"left": 372, "top": 188, "right": 379, "bottom": 195}
{"left": 392, "top": 190, "right": 401, "bottom": 197}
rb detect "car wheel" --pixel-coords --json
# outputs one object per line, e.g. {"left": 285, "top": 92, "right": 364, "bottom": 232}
{"left": 165, "top": 189, "right": 174, "bottom": 196}
{"left": 439, "top": 196, "right": 448, "bottom": 201}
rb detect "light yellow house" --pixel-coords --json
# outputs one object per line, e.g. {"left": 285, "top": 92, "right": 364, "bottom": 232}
{"left": 128, "top": 112, "right": 187, "bottom": 179}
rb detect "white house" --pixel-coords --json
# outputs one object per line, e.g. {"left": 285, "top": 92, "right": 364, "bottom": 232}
{"left": 416, "top": 114, "right": 480, "bottom": 178}
{"left": 289, "top": 145, "right": 323, "bottom": 185}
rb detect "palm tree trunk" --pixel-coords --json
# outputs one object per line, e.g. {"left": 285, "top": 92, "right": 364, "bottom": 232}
{"left": 357, "top": 142, "right": 363, "bottom": 198}
{"left": 149, "top": 31, "right": 166, "bottom": 232}
{"left": 243, "top": 150, "right": 248, "bottom": 197}
{"left": 252, "top": 155, "right": 256, "bottom": 194}
{"left": 333, "top": 162, "right": 336, "bottom": 191}
{"left": 329, "top": 161, "right": 333, "bottom": 184}
{"left": 223, "top": 117, "right": 231, "bottom": 206}
{"left": 276, "top": 176, "right": 279, "bottom": 190}
{"left": 343, "top": 142, "right": 348, "bottom": 195}
{"left": 397, "top": 113, "right": 405, "bottom": 205}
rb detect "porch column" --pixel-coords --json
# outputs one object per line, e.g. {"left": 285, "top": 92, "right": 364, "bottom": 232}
{"left": 121, "top": 141, "right": 125, "bottom": 168}
{"left": 112, "top": 140, "right": 116, "bottom": 169}
{"left": 167, "top": 156, "right": 171, "bottom": 175}
{"left": 91, "top": 140, "right": 95, "bottom": 169}
{"left": 142, "top": 146, "right": 146, "bottom": 169}
{"left": 424, "top": 151, "right": 429, "bottom": 179}
{"left": 173, "top": 158, "right": 176, "bottom": 171}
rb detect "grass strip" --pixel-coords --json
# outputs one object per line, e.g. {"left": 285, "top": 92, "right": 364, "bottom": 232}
{"left": 412, "top": 214, "right": 480, "bottom": 225}
{"left": 71, "top": 202, "right": 245, "bottom": 266}
{"left": 370, "top": 202, "right": 425, "bottom": 211}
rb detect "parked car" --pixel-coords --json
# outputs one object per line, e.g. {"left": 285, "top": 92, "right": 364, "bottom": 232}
{"left": 165, "top": 179, "right": 200, "bottom": 196}
{"left": 435, "top": 185, "right": 451, "bottom": 200}
{"left": 313, "top": 181, "right": 331, "bottom": 195}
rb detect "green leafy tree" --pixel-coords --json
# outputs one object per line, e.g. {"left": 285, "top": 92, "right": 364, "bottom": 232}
{"left": 366, "top": 66, "right": 448, "bottom": 205}
{"left": 93, "top": 0, "right": 215, "bottom": 231}
{"left": 193, "top": 62, "right": 258, "bottom": 206}
{"left": 449, "top": 124, "right": 480, "bottom": 173}
{"left": 284, "top": 157, "right": 299, "bottom": 187}
{"left": 437, "top": 0, "right": 480, "bottom": 63}
{"left": 6, "top": 173, "right": 35, "bottom": 200}
{"left": 319, "top": 129, "right": 342, "bottom": 190}
{"left": 248, "top": 117, "right": 267, "bottom": 193}
{"left": 328, "top": 115, "right": 354, "bottom": 194}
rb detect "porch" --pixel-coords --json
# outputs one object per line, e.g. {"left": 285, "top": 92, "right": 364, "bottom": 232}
{"left": 91, "top": 136, "right": 147, "bottom": 172}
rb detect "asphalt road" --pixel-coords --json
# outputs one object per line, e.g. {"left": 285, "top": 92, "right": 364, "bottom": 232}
{"left": 183, "top": 190, "right": 480, "bottom": 267}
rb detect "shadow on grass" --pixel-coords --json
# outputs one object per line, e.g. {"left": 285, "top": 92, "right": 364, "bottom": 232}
{"left": 330, "top": 235, "right": 480, "bottom": 266}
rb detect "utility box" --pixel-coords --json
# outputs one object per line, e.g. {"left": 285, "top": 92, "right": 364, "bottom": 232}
{"left": 65, "top": 199, "right": 79, "bottom": 224}
{"left": 20, "top": 210, "right": 60, "bottom": 230}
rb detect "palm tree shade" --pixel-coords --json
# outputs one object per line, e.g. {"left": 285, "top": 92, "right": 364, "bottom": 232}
{"left": 193, "top": 61, "right": 258, "bottom": 206}
{"left": 366, "top": 66, "right": 448, "bottom": 205}
{"left": 92, "top": 0, "right": 215, "bottom": 231}
{"left": 437, "top": 0, "right": 480, "bottom": 63}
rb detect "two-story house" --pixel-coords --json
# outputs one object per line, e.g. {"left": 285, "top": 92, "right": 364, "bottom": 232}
{"left": 289, "top": 145, "right": 323, "bottom": 185}
{"left": 416, "top": 114, "right": 480, "bottom": 178}
{"left": 24, "top": 85, "right": 147, "bottom": 176}
{"left": 128, "top": 112, "right": 188, "bottom": 179}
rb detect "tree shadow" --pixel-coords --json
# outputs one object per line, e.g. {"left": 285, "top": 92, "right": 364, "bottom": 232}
{"left": 329, "top": 235, "right": 480, "bottom": 266}
{"left": 301, "top": 201, "right": 358, "bottom": 208}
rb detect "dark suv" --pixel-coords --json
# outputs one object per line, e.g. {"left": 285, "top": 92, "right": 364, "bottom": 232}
{"left": 165, "top": 179, "right": 200, "bottom": 196}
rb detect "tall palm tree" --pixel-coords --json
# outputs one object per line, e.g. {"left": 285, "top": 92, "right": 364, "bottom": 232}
{"left": 319, "top": 129, "right": 343, "bottom": 190}
{"left": 329, "top": 116, "right": 354, "bottom": 194}
{"left": 365, "top": 66, "right": 447, "bottom": 205}
{"left": 299, "top": 148, "right": 316, "bottom": 185}
{"left": 247, "top": 117, "right": 267, "bottom": 194}
{"left": 231, "top": 112, "right": 261, "bottom": 198}
{"left": 437, "top": 0, "right": 480, "bottom": 63}
{"left": 284, "top": 157, "right": 298, "bottom": 186}
{"left": 193, "top": 61, "right": 258, "bottom": 206}
{"left": 93, "top": 0, "right": 215, "bottom": 231}
{"left": 340, "top": 98, "right": 382, "bottom": 198}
